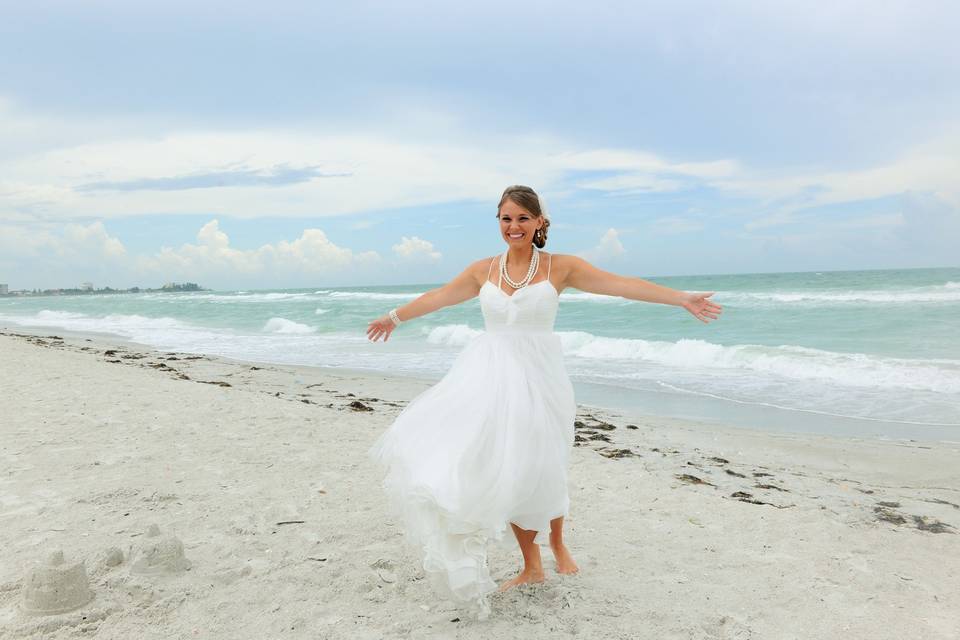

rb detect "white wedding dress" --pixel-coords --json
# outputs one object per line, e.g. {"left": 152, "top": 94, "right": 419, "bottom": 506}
{"left": 367, "top": 253, "right": 577, "bottom": 619}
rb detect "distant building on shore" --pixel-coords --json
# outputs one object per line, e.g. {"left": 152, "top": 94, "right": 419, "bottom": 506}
{"left": 80, "top": 282, "right": 94, "bottom": 291}
{"left": 0, "top": 284, "right": 7, "bottom": 295}
{"left": 161, "top": 282, "right": 201, "bottom": 291}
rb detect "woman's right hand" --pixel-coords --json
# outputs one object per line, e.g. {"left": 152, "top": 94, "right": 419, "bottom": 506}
{"left": 367, "top": 315, "right": 397, "bottom": 342}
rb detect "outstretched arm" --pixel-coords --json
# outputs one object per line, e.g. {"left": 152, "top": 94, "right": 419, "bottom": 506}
{"left": 367, "top": 258, "right": 489, "bottom": 342}
{"left": 565, "top": 255, "right": 722, "bottom": 323}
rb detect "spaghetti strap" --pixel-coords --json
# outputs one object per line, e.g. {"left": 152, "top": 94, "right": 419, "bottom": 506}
{"left": 497, "top": 256, "right": 503, "bottom": 290}
{"left": 547, "top": 252, "right": 553, "bottom": 279}
{"left": 486, "top": 257, "right": 495, "bottom": 283}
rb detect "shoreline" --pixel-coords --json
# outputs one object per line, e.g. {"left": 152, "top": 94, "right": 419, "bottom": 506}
{"left": 1, "top": 329, "right": 958, "bottom": 637}
{"left": 2, "top": 325, "right": 958, "bottom": 511}
{"left": 3, "top": 321, "right": 955, "bottom": 445}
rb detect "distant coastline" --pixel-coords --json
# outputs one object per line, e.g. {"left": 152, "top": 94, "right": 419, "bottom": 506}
{"left": 0, "top": 282, "right": 206, "bottom": 297}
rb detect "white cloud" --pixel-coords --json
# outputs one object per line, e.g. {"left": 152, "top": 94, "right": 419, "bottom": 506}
{"left": 555, "top": 149, "right": 740, "bottom": 179}
{"left": 577, "top": 228, "right": 625, "bottom": 262}
{"left": 722, "top": 127, "right": 960, "bottom": 228}
{"left": 551, "top": 127, "right": 960, "bottom": 240}
{"left": 0, "top": 99, "right": 560, "bottom": 222}
{"left": 135, "top": 220, "right": 381, "bottom": 283}
{"left": 1, "top": 95, "right": 957, "bottom": 253}
{"left": 0, "top": 220, "right": 126, "bottom": 261}
{"left": 265, "top": 228, "right": 380, "bottom": 272}
{"left": 392, "top": 236, "right": 441, "bottom": 262}
{"left": 1, "top": 217, "right": 387, "bottom": 288}
{"left": 0, "top": 220, "right": 130, "bottom": 289}
{"left": 553, "top": 149, "right": 739, "bottom": 195}
{"left": 64, "top": 221, "right": 127, "bottom": 260}
{"left": 555, "top": 126, "right": 960, "bottom": 223}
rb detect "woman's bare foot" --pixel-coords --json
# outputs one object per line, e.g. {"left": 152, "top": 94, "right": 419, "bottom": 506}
{"left": 498, "top": 568, "right": 545, "bottom": 592}
{"left": 549, "top": 541, "right": 579, "bottom": 574}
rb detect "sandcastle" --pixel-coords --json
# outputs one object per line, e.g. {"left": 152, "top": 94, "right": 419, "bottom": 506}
{"left": 21, "top": 550, "right": 95, "bottom": 616}
{"left": 130, "top": 524, "right": 192, "bottom": 575}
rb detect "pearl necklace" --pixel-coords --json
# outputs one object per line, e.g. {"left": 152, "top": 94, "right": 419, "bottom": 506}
{"left": 500, "top": 246, "right": 539, "bottom": 289}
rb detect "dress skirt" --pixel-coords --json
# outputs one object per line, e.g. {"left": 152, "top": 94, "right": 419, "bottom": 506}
{"left": 367, "top": 327, "right": 577, "bottom": 618}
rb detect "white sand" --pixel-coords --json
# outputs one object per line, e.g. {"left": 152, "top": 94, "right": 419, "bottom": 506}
{"left": 1, "top": 329, "right": 958, "bottom": 639}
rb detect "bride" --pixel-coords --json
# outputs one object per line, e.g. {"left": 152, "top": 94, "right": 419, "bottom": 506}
{"left": 366, "top": 184, "right": 722, "bottom": 619}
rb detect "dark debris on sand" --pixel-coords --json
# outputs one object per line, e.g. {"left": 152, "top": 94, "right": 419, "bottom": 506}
{"left": 574, "top": 415, "right": 617, "bottom": 431}
{"left": 597, "top": 448, "right": 639, "bottom": 459}
{"left": 873, "top": 504, "right": 956, "bottom": 533}
{"left": 912, "top": 515, "right": 956, "bottom": 534}
{"left": 728, "top": 491, "right": 794, "bottom": 509}
{"left": 675, "top": 474, "right": 714, "bottom": 486}
{"left": 755, "top": 483, "right": 789, "bottom": 492}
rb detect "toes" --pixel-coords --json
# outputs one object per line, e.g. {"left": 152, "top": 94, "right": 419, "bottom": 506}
{"left": 498, "top": 572, "right": 545, "bottom": 591}
{"left": 499, "top": 580, "right": 520, "bottom": 592}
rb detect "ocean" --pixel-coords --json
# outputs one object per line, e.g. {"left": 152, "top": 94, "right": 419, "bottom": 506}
{"left": 2, "top": 267, "right": 958, "bottom": 442}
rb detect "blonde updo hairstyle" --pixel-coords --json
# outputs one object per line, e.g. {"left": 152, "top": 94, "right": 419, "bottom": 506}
{"left": 496, "top": 185, "right": 550, "bottom": 248}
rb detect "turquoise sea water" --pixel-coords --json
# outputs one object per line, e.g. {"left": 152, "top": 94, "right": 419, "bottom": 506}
{"left": 2, "top": 267, "right": 958, "bottom": 441}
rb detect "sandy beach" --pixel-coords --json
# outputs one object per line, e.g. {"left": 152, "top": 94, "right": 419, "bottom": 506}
{"left": 1, "top": 328, "right": 958, "bottom": 639}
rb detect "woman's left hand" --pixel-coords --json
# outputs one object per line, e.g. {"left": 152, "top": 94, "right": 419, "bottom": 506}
{"left": 367, "top": 315, "right": 397, "bottom": 342}
{"left": 681, "top": 292, "right": 722, "bottom": 323}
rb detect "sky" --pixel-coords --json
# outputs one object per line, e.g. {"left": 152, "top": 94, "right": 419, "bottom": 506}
{"left": 1, "top": 0, "right": 958, "bottom": 290}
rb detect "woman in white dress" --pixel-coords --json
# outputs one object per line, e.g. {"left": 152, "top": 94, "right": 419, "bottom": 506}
{"left": 366, "top": 185, "right": 722, "bottom": 619}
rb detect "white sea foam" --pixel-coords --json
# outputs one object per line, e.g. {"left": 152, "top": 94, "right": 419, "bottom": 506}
{"left": 714, "top": 283, "right": 960, "bottom": 305}
{"left": 138, "top": 291, "right": 315, "bottom": 303}
{"left": 424, "top": 324, "right": 483, "bottom": 346}
{"left": 555, "top": 331, "right": 960, "bottom": 393}
{"left": 314, "top": 308, "right": 330, "bottom": 315}
{"left": 248, "top": 292, "right": 311, "bottom": 300}
{"left": 262, "top": 318, "right": 316, "bottom": 334}
{"left": 6, "top": 310, "right": 190, "bottom": 334}
{"left": 554, "top": 283, "right": 960, "bottom": 306}
{"left": 316, "top": 288, "right": 615, "bottom": 303}
{"left": 558, "top": 291, "right": 625, "bottom": 303}
{"left": 417, "top": 324, "right": 960, "bottom": 393}
{"left": 319, "top": 290, "right": 422, "bottom": 301}
{"left": 210, "top": 292, "right": 312, "bottom": 302}
{"left": 36, "top": 310, "right": 87, "bottom": 321}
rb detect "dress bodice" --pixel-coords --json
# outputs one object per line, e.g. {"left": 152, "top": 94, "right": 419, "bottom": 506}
{"left": 479, "top": 279, "right": 559, "bottom": 333}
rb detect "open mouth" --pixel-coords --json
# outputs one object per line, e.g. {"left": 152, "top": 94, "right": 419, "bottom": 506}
{"left": 507, "top": 233, "right": 524, "bottom": 239}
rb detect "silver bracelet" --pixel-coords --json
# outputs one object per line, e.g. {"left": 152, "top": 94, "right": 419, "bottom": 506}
{"left": 389, "top": 308, "right": 402, "bottom": 326}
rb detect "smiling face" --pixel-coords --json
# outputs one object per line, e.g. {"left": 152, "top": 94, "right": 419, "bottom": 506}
{"left": 497, "top": 199, "right": 543, "bottom": 247}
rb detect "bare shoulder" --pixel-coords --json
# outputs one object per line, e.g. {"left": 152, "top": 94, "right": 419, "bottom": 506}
{"left": 543, "top": 253, "right": 591, "bottom": 291}
{"left": 544, "top": 252, "right": 586, "bottom": 274}
{"left": 472, "top": 255, "right": 499, "bottom": 272}
{"left": 466, "top": 256, "right": 499, "bottom": 284}
{"left": 544, "top": 252, "right": 574, "bottom": 265}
